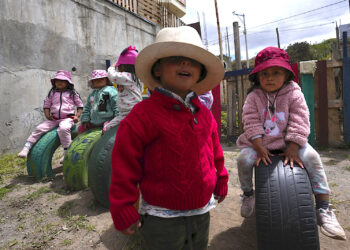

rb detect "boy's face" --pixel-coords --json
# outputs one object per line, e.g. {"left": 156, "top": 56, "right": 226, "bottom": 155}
{"left": 153, "top": 56, "right": 202, "bottom": 98}
{"left": 92, "top": 78, "right": 108, "bottom": 90}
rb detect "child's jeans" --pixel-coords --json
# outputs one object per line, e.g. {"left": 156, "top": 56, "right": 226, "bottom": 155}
{"left": 237, "top": 143, "right": 330, "bottom": 195}
{"left": 139, "top": 212, "right": 209, "bottom": 250}
{"left": 27, "top": 118, "right": 74, "bottom": 148}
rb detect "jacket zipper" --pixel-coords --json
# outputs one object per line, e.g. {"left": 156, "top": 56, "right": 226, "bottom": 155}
{"left": 58, "top": 92, "right": 62, "bottom": 119}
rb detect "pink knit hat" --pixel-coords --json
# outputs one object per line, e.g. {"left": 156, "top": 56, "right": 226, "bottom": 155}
{"left": 249, "top": 47, "right": 295, "bottom": 81}
{"left": 115, "top": 46, "right": 138, "bottom": 67}
{"left": 51, "top": 70, "right": 74, "bottom": 86}
{"left": 88, "top": 70, "right": 109, "bottom": 87}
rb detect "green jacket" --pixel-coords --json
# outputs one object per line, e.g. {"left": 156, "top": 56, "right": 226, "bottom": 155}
{"left": 81, "top": 86, "right": 118, "bottom": 126}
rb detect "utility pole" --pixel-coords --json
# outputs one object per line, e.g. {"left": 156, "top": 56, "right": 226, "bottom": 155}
{"left": 233, "top": 12, "right": 249, "bottom": 68}
{"left": 226, "top": 27, "right": 231, "bottom": 60}
{"left": 276, "top": 27, "right": 280, "bottom": 48}
{"left": 214, "top": 0, "right": 223, "bottom": 63}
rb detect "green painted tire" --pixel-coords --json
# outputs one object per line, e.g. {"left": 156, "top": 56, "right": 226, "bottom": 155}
{"left": 63, "top": 128, "right": 102, "bottom": 190}
{"left": 88, "top": 126, "right": 118, "bottom": 208}
{"left": 26, "top": 126, "right": 78, "bottom": 180}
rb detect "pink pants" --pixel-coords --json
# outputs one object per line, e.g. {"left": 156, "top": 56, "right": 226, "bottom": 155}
{"left": 27, "top": 118, "right": 75, "bottom": 148}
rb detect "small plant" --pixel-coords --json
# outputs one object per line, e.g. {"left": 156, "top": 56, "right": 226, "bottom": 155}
{"left": 344, "top": 166, "right": 350, "bottom": 172}
{"left": 26, "top": 186, "right": 52, "bottom": 200}
{"left": 65, "top": 215, "right": 96, "bottom": 232}
{"left": 57, "top": 201, "right": 74, "bottom": 218}
{"left": 0, "top": 184, "right": 16, "bottom": 200}
{"left": 62, "top": 239, "right": 73, "bottom": 246}
{"left": 323, "top": 160, "right": 337, "bottom": 166}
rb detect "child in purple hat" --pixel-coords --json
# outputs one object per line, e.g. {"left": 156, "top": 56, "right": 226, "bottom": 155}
{"left": 236, "top": 46, "right": 346, "bottom": 240}
{"left": 18, "top": 70, "right": 83, "bottom": 163}
{"left": 103, "top": 46, "right": 143, "bottom": 132}
{"left": 79, "top": 70, "right": 118, "bottom": 134}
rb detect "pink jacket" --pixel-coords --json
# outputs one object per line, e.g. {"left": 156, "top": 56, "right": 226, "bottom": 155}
{"left": 43, "top": 90, "right": 83, "bottom": 119}
{"left": 236, "top": 81, "right": 310, "bottom": 150}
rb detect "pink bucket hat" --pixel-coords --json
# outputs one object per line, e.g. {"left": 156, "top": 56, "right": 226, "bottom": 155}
{"left": 88, "top": 70, "right": 109, "bottom": 87}
{"left": 51, "top": 70, "right": 74, "bottom": 85}
{"left": 249, "top": 47, "right": 295, "bottom": 81}
{"left": 115, "top": 46, "right": 138, "bottom": 67}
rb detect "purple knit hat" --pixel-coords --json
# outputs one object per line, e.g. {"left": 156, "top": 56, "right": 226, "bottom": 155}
{"left": 115, "top": 46, "right": 138, "bottom": 67}
{"left": 249, "top": 47, "right": 295, "bottom": 81}
{"left": 51, "top": 70, "right": 74, "bottom": 86}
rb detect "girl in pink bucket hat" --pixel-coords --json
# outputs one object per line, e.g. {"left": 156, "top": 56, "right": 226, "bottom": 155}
{"left": 109, "top": 26, "right": 228, "bottom": 249}
{"left": 18, "top": 70, "right": 83, "bottom": 163}
{"left": 79, "top": 70, "right": 118, "bottom": 134}
{"left": 236, "top": 47, "right": 346, "bottom": 240}
{"left": 104, "top": 46, "right": 144, "bottom": 132}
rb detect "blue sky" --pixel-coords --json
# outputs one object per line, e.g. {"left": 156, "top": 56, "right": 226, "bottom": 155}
{"left": 181, "top": 0, "right": 350, "bottom": 60}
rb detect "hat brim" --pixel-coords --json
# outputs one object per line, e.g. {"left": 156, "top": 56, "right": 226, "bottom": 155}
{"left": 249, "top": 58, "right": 295, "bottom": 81}
{"left": 135, "top": 42, "right": 225, "bottom": 95}
{"left": 51, "top": 75, "right": 74, "bottom": 85}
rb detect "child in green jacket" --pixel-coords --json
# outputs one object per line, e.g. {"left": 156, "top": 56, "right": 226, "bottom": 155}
{"left": 78, "top": 70, "right": 118, "bottom": 134}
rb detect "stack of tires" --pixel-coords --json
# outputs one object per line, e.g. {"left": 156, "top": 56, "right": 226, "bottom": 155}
{"left": 26, "top": 126, "right": 118, "bottom": 208}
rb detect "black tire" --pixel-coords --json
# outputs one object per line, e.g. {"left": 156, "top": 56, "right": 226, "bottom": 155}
{"left": 63, "top": 128, "right": 102, "bottom": 190}
{"left": 254, "top": 155, "right": 320, "bottom": 250}
{"left": 88, "top": 126, "right": 118, "bottom": 208}
{"left": 26, "top": 126, "right": 78, "bottom": 180}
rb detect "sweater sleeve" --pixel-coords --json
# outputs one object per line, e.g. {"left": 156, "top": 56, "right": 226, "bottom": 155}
{"left": 285, "top": 89, "right": 310, "bottom": 146}
{"left": 108, "top": 66, "right": 135, "bottom": 86}
{"left": 80, "top": 93, "right": 92, "bottom": 123}
{"left": 211, "top": 118, "right": 229, "bottom": 197}
{"left": 242, "top": 93, "right": 265, "bottom": 140}
{"left": 43, "top": 92, "right": 52, "bottom": 109}
{"left": 109, "top": 105, "right": 155, "bottom": 231}
{"left": 73, "top": 91, "right": 84, "bottom": 109}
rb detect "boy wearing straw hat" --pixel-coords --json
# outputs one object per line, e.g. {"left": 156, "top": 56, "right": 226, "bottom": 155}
{"left": 109, "top": 26, "right": 228, "bottom": 249}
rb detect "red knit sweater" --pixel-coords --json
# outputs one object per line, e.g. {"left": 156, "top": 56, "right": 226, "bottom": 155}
{"left": 109, "top": 90, "right": 228, "bottom": 231}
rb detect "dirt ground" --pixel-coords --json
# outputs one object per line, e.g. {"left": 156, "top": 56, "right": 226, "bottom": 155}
{"left": 0, "top": 143, "right": 349, "bottom": 250}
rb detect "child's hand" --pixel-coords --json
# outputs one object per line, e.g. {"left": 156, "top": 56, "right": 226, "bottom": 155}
{"left": 72, "top": 116, "right": 80, "bottom": 123}
{"left": 46, "top": 115, "right": 54, "bottom": 120}
{"left": 214, "top": 195, "right": 225, "bottom": 203}
{"left": 252, "top": 138, "right": 273, "bottom": 166}
{"left": 121, "top": 220, "right": 141, "bottom": 235}
{"left": 280, "top": 142, "right": 303, "bottom": 169}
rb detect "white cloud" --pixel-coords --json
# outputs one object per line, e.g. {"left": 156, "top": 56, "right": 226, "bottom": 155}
{"left": 181, "top": 0, "right": 350, "bottom": 60}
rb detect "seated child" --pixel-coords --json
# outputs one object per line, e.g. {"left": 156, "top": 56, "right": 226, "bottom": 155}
{"left": 79, "top": 70, "right": 118, "bottom": 134}
{"left": 109, "top": 26, "right": 229, "bottom": 249}
{"left": 18, "top": 70, "right": 83, "bottom": 163}
{"left": 236, "top": 46, "right": 346, "bottom": 240}
{"left": 103, "top": 46, "right": 143, "bottom": 132}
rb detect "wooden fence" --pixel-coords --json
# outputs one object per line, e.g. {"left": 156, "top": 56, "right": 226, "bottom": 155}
{"left": 223, "top": 60, "right": 346, "bottom": 147}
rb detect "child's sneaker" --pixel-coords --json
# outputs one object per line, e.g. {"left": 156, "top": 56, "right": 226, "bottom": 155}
{"left": 317, "top": 206, "right": 346, "bottom": 240}
{"left": 240, "top": 194, "right": 255, "bottom": 218}
{"left": 18, "top": 148, "right": 30, "bottom": 158}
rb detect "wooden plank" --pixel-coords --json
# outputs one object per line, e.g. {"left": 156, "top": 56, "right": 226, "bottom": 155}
{"left": 227, "top": 79, "right": 234, "bottom": 137}
{"left": 327, "top": 60, "right": 343, "bottom": 68}
{"left": 316, "top": 61, "right": 328, "bottom": 147}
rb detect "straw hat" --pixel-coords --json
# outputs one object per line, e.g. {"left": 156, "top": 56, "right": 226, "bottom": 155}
{"left": 135, "top": 26, "right": 225, "bottom": 95}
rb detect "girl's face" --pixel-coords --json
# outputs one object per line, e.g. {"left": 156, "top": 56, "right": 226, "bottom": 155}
{"left": 153, "top": 56, "right": 202, "bottom": 99}
{"left": 92, "top": 78, "right": 108, "bottom": 89}
{"left": 55, "top": 80, "right": 68, "bottom": 91}
{"left": 258, "top": 66, "right": 288, "bottom": 93}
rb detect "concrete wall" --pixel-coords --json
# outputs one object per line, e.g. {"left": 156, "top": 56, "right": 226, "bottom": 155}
{"left": 0, "top": 0, "right": 158, "bottom": 153}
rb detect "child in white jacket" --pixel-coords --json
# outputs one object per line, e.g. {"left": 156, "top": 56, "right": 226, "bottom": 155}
{"left": 104, "top": 46, "right": 143, "bottom": 132}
